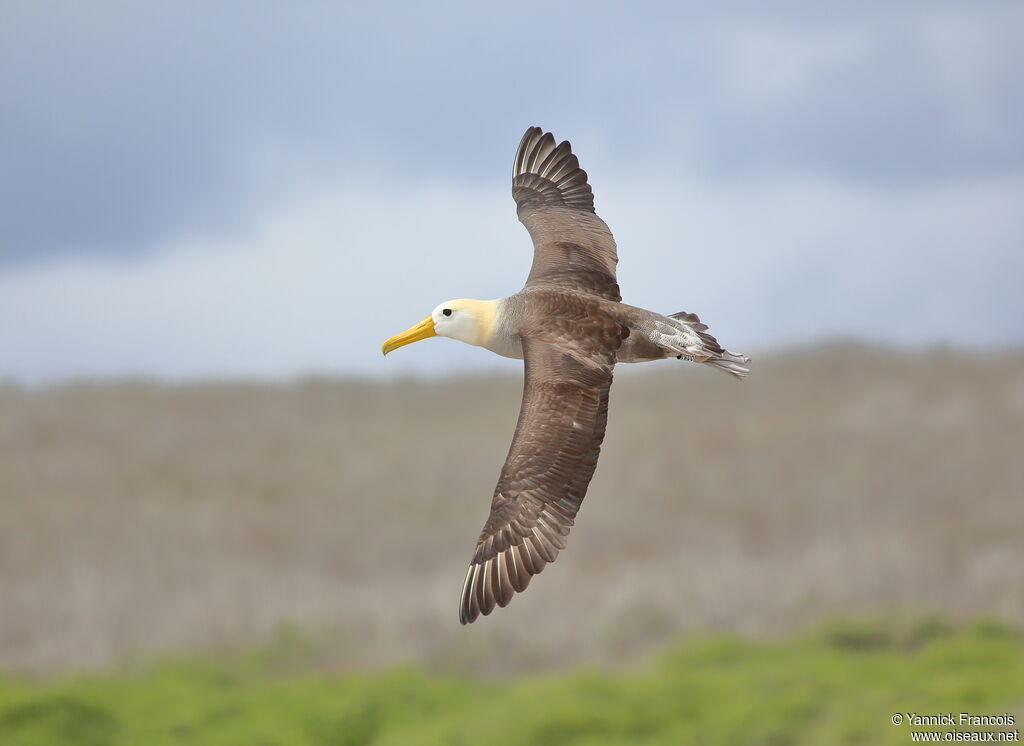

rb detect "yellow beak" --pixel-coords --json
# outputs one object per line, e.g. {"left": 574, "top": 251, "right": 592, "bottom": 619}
{"left": 381, "top": 316, "right": 436, "bottom": 355}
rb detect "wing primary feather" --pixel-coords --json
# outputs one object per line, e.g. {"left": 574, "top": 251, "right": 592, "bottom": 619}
{"left": 535, "top": 134, "right": 559, "bottom": 173}
{"left": 460, "top": 565, "right": 475, "bottom": 624}
{"left": 529, "top": 132, "right": 554, "bottom": 173}
{"left": 513, "top": 128, "right": 535, "bottom": 178}
{"left": 509, "top": 544, "right": 528, "bottom": 591}
{"left": 514, "top": 540, "right": 533, "bottom": 575}
{"left": 559, "top": 167, "right": 587, "bottom": 184}
{"left": 530, "top": 528, "right": 558, "bottom": 562}
{"left": 470, "top": 563, "right": 483, "bottom": 620}
{"left": 547, "top": 153, "right": 580, "bottom": 181}
{"left": 522, "top": 536, "right": 544, "bottom": 570}
{"left": 484, "top": 558, "right": 500, "bottom": 615}
{"left": 536, "top": 140, "right": 570, "bottom": 176}
{"left": 519, "top": 130, "right": 541, "bottom": 175}
{"left": 537, "top": 515, "right": 569, "bottom": 545}
{"left": 497, "top": 552, "right": 515, "bottom": 606}
{"left": 476, "top": 560, "right": 492, "bottom": 616}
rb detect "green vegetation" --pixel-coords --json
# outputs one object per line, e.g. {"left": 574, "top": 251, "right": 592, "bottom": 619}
{"left": 2, "top": 619, "right": 1021, "bottom": 746}
{"left": 2, "top": 349, "right": 1022, "bottom": 743}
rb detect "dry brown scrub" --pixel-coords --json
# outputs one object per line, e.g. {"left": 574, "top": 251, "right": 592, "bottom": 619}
{"left": 1, "top": 344, "right": 1023, "bottom": 674}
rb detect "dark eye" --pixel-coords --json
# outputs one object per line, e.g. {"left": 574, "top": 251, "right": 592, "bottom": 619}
{"left": 442, "top": 308, "right": 452, "bottom": 317}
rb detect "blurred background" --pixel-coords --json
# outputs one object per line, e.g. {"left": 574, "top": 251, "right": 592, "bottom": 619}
{"left": 1, "top": 2, "right": 1022, "bottom": 744}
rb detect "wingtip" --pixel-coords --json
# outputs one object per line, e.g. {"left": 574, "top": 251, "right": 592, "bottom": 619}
{"left": 511, "top": 126, "right": 594, "bottom": 212}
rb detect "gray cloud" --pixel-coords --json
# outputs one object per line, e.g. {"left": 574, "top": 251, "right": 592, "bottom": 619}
{"left": 2, "top": 171, "right": 1021, "bottom": 382}
{"left": 2, "top": 1, "right": 1022, "bottom": 266}
{"left": 1, "top": 1, "right": 1022, "bottom": 382}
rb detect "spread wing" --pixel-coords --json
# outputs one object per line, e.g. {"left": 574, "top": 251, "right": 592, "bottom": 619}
{"left": 459, "top": 325, "right": 626, "bottom": 624}
{"left": 512, "top": 126, "right": 620, "bottom": 302}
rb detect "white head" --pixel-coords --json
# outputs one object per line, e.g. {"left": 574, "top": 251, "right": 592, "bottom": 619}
{"left": 382, "top": 298, "right": 497, "bottom": 355}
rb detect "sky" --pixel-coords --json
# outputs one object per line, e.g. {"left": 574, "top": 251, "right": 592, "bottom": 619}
{"left": 1, "top": 1, "right": 1022, "bottom": 382}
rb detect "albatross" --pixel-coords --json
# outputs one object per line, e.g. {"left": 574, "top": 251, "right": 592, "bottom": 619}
{"left": 382, "top": 126, "right": 749, "bottom": 624}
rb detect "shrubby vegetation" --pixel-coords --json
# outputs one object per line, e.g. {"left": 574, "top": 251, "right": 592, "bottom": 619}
{"left": 1, "top": 346, "right": 1022, "bottom": 743}
{"left": 1, "top": 619, "right": 1021, "bottom": 746}
{"left": 2, "top": 346, "right": 1022, "bottom": 676}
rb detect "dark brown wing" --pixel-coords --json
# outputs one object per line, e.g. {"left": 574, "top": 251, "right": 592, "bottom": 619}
{"left": 512, "top": 127, "right": 620, "bottom": 302}
{"left": 459, "top": 324, "right": 625, "bottom": 624}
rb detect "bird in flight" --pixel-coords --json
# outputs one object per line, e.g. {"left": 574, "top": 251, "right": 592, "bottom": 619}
{"left": 382, "top": 127, "right": 749, "bottom": 624}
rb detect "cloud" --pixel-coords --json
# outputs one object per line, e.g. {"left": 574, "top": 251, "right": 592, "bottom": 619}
{"left": 0, "top": 182, "right": 525, "bottom": 381}
{"left": 2, "top": 1, "right": 1022, "bottom": 266}
{"left": 2, "top": 168, "right": 1021, "bottom": 383}
{"left": 1, "top": 1, "right": 1020, "bottom": 381}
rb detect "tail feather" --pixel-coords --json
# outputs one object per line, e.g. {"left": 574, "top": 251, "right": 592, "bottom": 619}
{"left": 669, "top": 310, "right": 750, "bottom": 379}
{"left": 668, "top": 311, "right": 708, "bottom": 331}
{"left": 706, "top": 349, "right": 751, "bottom": 379}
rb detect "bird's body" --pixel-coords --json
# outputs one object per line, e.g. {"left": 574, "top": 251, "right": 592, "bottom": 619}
{"left": 442, "top": 291, "right": 750, "bottom": 372}
{"left": 382, "top": 127, "right": 749, "bottom": 624}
